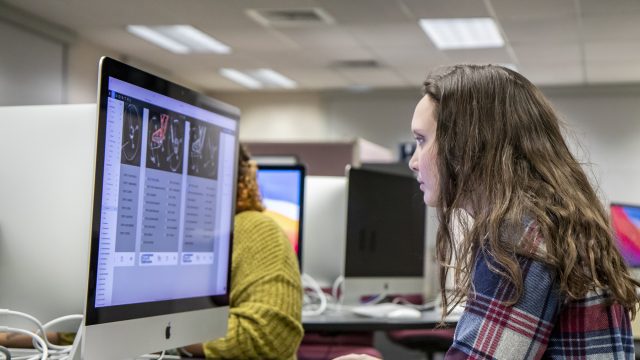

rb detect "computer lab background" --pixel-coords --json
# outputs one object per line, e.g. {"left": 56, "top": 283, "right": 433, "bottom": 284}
{"left": 2, "top": 0, "right": 640, "bottom": 358}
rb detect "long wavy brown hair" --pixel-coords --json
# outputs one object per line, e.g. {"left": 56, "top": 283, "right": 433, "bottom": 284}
{"left": 235, "top": 145, "right": 265, "bottom": 214}
{"left": 423, "top": 64, "right": 639, "bottom": 318}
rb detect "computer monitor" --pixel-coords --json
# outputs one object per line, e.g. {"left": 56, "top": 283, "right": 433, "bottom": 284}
{"left": 610, "top": 203, "right": 640, "bottom": 267}
{"left": 342, "top": 166, "right": 426, "bottom": 304}
{"left": 302, "top": 176, "right": 348, "bottom": 285}
{"left": 79, "top": 57, "right": 239, "bottom": 360}
{"left": 0, "top": 104, "right": 95, "bottom": 333}
{"left": 256, "top": 164, "right": 305, "bottom": 268}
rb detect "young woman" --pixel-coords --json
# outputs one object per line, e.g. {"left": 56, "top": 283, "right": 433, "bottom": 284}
{"left": 338, "top": 64, "right": 639, "bottom": 359}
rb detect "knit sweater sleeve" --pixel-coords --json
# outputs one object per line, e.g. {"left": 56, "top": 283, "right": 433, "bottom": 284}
{"left": 202, "top": 211, "right": 303, "bottom": 360}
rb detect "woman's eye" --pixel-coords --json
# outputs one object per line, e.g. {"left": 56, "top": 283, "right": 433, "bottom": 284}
{"left": 415, "top": 137, "right": 425, "bottom": 146}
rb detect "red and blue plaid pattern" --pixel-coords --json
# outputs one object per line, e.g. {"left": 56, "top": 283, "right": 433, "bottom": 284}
{"left": 446, "top": 225, "right": 635, "bottom": 359}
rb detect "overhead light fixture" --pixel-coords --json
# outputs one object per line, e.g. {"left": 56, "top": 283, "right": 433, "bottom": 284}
{"left": 418, "top": 18, "right": 504, "bottom": 50}
{"left": 127, "top": 25, "right": 231, "bottom": 54}
{"left": 219, "top": 68, "right": 297, "bottom": 89}
{"left": 219, "top": 68, "right": 263, "bottom": 89}
{"left": 250, "top": 69, "right": 297, "bottom": 89}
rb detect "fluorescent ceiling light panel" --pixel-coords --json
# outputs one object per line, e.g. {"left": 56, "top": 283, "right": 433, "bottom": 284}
{"left": 127, "top": 25, "right": 230, "bottom": 54}
{"left": 127, "top": 25, "right": 190, "bottom": 54}
{"left": 419, "top": 18, "right": 504, "bottom": 50}
{"left": 251, "top": 69, "right": 297, "bottom": 89}
{"left": 220, "top": 68, "right": 263, "bottom": 89}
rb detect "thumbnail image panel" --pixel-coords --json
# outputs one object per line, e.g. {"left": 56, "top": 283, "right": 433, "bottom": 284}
{"left": 146, "top": 110, "right": 185, "bottom": 173}
{"left": 188, "top": 121, "right": 220, "bottom": 180}
{"left": 121, "top": 103, "right": 142, "bottom": 166}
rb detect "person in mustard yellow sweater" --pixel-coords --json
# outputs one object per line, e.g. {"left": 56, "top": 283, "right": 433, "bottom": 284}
{"left": 182, "top": 144, "right": 304, "bottom": 359}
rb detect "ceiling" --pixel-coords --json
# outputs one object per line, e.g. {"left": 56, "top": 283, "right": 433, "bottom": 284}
{"left": 5, "top": 0, "right": 640, "bottom": 92}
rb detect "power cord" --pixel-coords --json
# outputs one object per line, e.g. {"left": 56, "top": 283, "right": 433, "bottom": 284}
{"left": 0, "top": 327, "right": 48, "bottom": 360}
{"left": 301, "top": 273, "right": 328, "bottom": 316}
{"left": 0, "top": 345, "right": 11, "bottom": 360}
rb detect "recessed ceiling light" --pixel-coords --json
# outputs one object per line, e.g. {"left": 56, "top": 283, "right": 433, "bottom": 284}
{"left": 127, "top": 25, "right": 230, "bottom": 54}
{"left": 418, "top": 18, "right": 504, "bottom": 50}
{"left": 127, "top": 25, "right": 190, "bottom": 54}
{"left": 250, "top": 69, "right": 297, "bottom": 89}
{"left": 219, "top": 68, "right": 297, "bottom": 89}
{"left": 219, "top": 68, "right": 263, "bottom": 89}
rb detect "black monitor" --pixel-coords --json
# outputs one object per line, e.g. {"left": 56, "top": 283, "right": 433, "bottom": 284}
{"left": 256, "top": 164, "right": 305, "bottom": 269}
{"left": 81, "top": 56, "right": 238, "bottom": 360}
{"left": 610, "top": 203, "right": 640, "bottom": 268}
{"left": 342, "top": 166, "right": 426, "bottom": 304}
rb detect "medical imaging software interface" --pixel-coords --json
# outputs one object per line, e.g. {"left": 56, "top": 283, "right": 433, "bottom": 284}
{"left": 96, "top": 77, "right": 236, "bottom": 307}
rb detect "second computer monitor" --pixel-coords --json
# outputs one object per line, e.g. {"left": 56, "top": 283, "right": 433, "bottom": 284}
{"left": 256, "top": 164, "right": 305, "bottom": 268}
{"left": 343, "top": 166, "right": 426, "bottom": 304}
{"left": 610, "top": 203, "right": 640, "bottom": 268}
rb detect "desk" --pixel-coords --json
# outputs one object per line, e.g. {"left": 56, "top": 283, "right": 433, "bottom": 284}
{"left": 303, "top": 309, "right": 460, "bottom": 332}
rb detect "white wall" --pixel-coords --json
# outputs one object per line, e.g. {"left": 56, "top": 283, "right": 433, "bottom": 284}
{"left": 212, "top": 92, "right": 329, "bottom": 142}
{"left": 546, "top": 86, "right": 640, "bottom": 205}
{"left": 66, "top": 39, "right": 117, "bottom": 104}
{"left": 0, "top": 20, "right": 64, "bottom": 105}
{"left": 324, "top": 90, "right": 422, "bottom": 154}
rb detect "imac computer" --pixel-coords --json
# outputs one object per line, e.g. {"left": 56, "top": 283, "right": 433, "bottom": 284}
{"left": 301, "top": 176, "right": 348, "bottom": 285}
{"left": 342, "top": 166, "right": 426, "bottom": 304}
{"left": 77, "top": 57, "right": 239, "bottom": 359}
{"left": 610, "top": 203, "right": 640, "bottom": 267}
{"left": 256, "top": 164, "right": 305, "bottom": 268}
{"left": 0, "top": 104, "right": 96, "bottom": 333}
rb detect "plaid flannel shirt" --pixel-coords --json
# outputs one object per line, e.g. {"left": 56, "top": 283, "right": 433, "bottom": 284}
{"left": 446, "top": 224, "right": 635, "bottom": 360}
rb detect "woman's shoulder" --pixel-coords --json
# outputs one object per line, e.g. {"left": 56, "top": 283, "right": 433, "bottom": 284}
{"left": 234, "top": 210, "right": 288, "bottom": 243}
{"left": 235, "top": 210, "right": 278, "bottom": 229}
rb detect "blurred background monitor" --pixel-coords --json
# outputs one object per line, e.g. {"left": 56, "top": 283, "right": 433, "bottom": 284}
{"left": 610, "top": 203, "right": 640, "bottom": 268}
{"left": 342, "top": 166, "right": 426, "bottom": 304}
{"left": 256, "top": 164, "right": 305, "bottom": 268}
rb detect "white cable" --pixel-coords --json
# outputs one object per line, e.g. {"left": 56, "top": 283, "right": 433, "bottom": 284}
{"left": 139, "top": 352, "right": 181, "bottom": 359}
{"left": 0, "top": 310, "right": 83, "bottom": 360}
{"left": 0, "top": 327, "right": 47, "bottom": 360}
{"left": 0, "top": 309, "right": 65, "bottom": 352}
{"left": 331, "top": 275, "right": 344, "bottom": 302}
{"left": 34, "top": 314, "right": 83, "bottom": 353}
{"left": 301, "top": 273, "right": 327, "bottom": 316}
{"left": 358, "top": 292, "right": 388, "bottom": 305}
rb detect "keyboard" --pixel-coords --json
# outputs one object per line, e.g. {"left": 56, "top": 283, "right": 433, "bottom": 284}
{"left": 350, "top": 303, "right": 420, "bottom": 318}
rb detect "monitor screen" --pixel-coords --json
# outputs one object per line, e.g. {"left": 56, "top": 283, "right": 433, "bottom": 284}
{"left": 83, "top": 57, "right": 238, "bottom": 359}
{"left": 345, "top": 167, "right": 425, "bottom": 278}
{"left": 341, "top": 166, "right": 426, "bottom": 304}
{"left": 256, "top": 165, "right": 305, "bottom": 267}
{"left": 610, "top": 203, "right": 640, "bottom": 267}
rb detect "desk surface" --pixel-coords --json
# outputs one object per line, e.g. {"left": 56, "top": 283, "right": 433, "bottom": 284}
{"left": 303, "top": 309, "right": 460, "bottom": 332}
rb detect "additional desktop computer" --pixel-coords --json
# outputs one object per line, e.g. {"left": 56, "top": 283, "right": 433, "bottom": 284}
{"left": 256, "top": 164, "right": 305, "bottom": 268}
{"left": 610, "top": 203, "right": 640, "bottom": 268}
{"left": 76, "top": 57, "right": 239, "bottom": 360}
{"left": 302, "top": 176, "right": 348, "bottom": 286}
{"left": 0, "top": 104, "right": 96, "bottom": 333}
{"left": 342, "top": 166, "right": 426, "bottom": 304}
